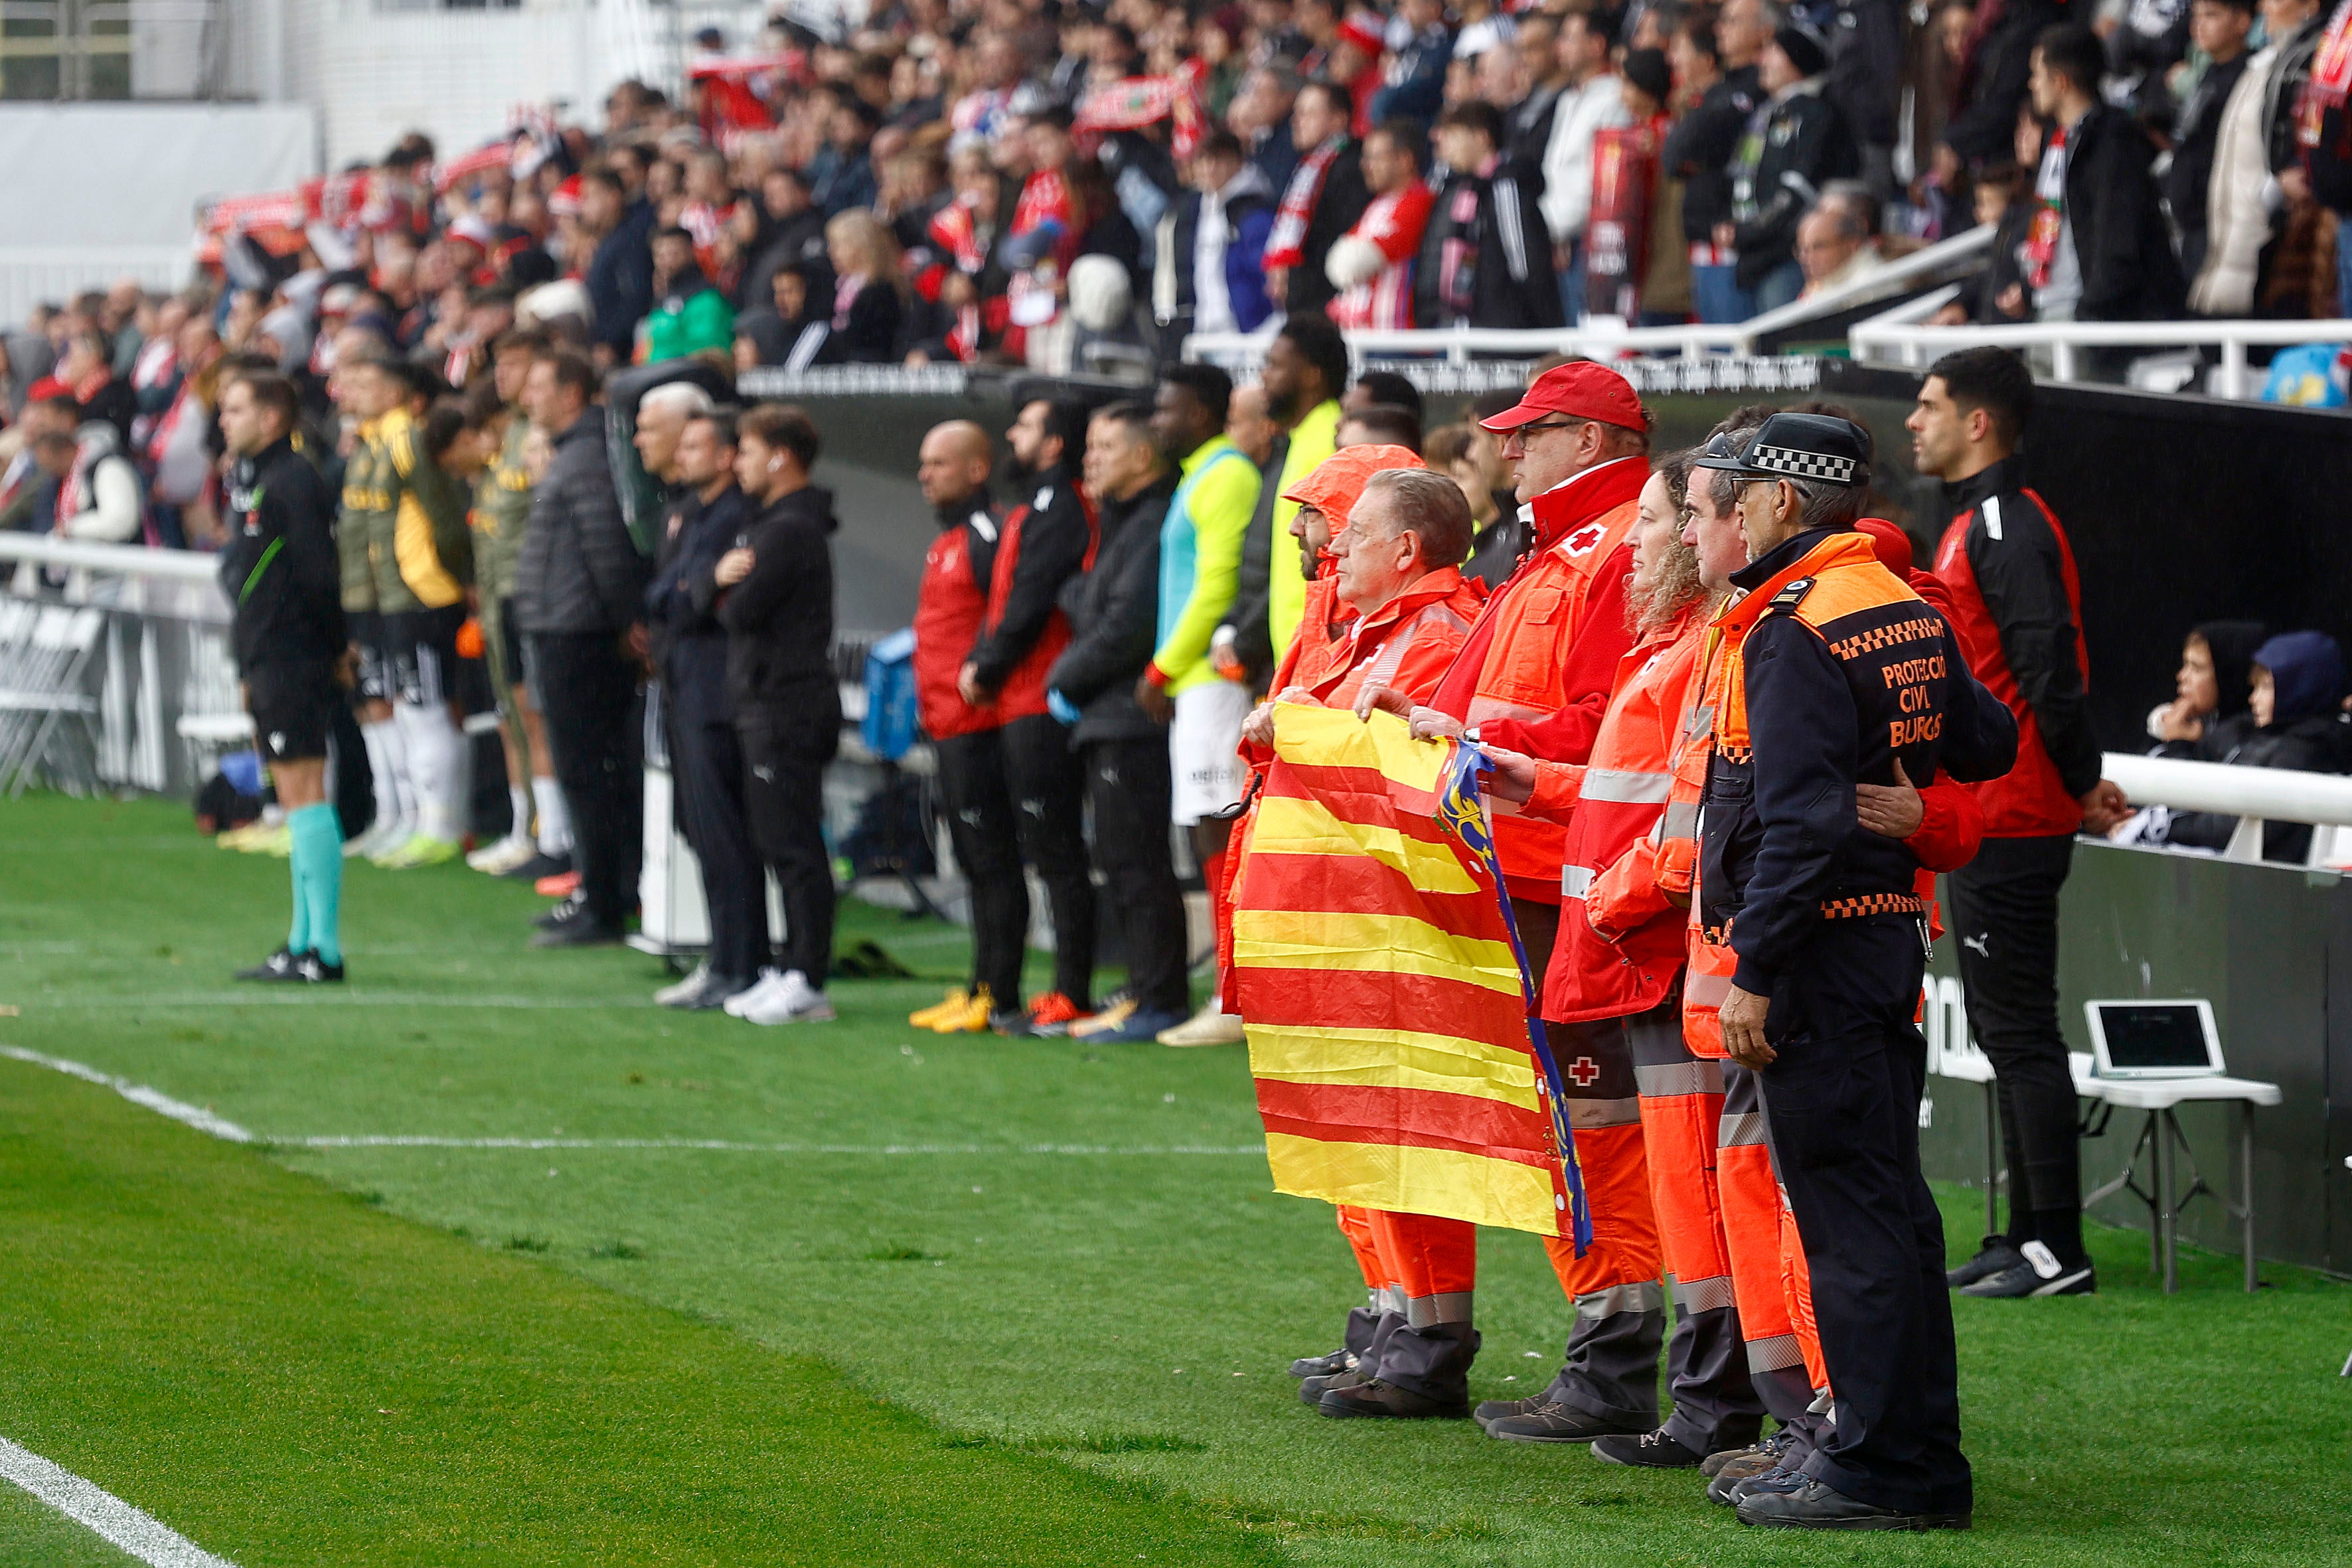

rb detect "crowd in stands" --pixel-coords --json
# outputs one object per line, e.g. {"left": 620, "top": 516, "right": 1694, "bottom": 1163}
{"left": 11, "top": 0, "right": 2352, "bottom": 550}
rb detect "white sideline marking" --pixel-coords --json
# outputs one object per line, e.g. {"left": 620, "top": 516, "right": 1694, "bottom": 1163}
{"left": 31, "top": 993, "right": 651, "bottom": 1011}
{"left": 0, "top": 1048, "right": 251, "bottom": 1142}
{"left": 0, "top": 1051, "right": 1265, "bottom": 1157}
{"left": 0, "top": 1435, "right": 238, "bottom": 1568}
{"left": 292, "top": 1137, "right": 1268, "bottom": 1154}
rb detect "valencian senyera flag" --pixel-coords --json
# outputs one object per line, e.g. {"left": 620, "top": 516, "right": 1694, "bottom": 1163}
{"left": 1232, "top": 706, "right": 1593, "bottom": 1250}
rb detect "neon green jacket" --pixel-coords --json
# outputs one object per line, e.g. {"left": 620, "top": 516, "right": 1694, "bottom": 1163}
{"left": 1151, "top": 435, "right": 1260, "bottom": 696}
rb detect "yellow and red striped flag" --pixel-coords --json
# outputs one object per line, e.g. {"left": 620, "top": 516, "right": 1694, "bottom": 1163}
{"left": 1233, "top": 706, "right": 1592, "bottom": 1244}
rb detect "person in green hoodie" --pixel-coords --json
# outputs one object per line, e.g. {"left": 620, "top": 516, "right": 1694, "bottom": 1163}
{"left": 643, "top": 227, "right": 736, "bottom": 363}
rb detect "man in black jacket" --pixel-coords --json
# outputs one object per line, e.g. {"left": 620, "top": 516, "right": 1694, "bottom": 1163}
{"left": 711, "top": 403, "right": 842, "bottom": 1027}
{"left": 2025, "top": 24, "right": 2187, "bottom": 325}
{"left": 220, "top": 371, "right": 349, "bottom": 985}
{"left": 1940, "top": 0, "right": 2069, "bottom": 170}
{"left": 514, "top": 347, "right": 651, "bottom": 948}
{"left": 2165, "top": 0, "right": 2256, "bottom": 283}
{"left": 1263, "top": 79, "right": 1373, "bottom": 319}
{"left": 960, "top": 397, "right": 1099, "bottom": 1036}
{"left": 1048, "top": 403, "right": 1190, "bottom": 1028}
{"left": 1727, "top": 21, "right": 1861, "bottom": 309}
{"left": 1666, "top": 5, "right": 1763, "bottom": 321}
{"left": 645, "top": 406, "right": 768, "bottom": 1011}
{"left": 1417, "top": 100, "right": 1565, "bottom": 330}
{"left": 581, "top": 168, "right": 655, "bottom": 368}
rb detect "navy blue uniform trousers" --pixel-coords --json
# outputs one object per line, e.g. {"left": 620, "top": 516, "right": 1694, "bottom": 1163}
{"left": 1761, "top": 914, "right": 1969, "bottom": 1518}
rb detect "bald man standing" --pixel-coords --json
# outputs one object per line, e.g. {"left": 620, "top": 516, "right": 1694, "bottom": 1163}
{"left": 908, "top": 421, "right": 1033, "bottom": 1033}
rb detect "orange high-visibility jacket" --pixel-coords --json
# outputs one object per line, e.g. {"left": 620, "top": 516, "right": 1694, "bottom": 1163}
{"left": 1516, "top": 599, "right": 1707, "bottom": 1023}
{"left": 1433, "top": 455, "right": 1648, "bottom": 901}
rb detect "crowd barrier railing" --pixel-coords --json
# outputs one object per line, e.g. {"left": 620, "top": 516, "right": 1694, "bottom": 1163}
{"left": 2099, "top": 749, "right": 2352, "bottom": 868}
{"left": 0, "top": 535, "right": 238, "bottom": 797}
{"left": 1849, "top": 303, "right": 2352, "bottom": 397}
{"left": 1182, "top": 224, "right": 1994, "bottom": 370}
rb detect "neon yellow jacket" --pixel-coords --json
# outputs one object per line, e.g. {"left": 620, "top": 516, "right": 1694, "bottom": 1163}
{"left": 1265, "top": 398, "right": 1341, "bottom": 661}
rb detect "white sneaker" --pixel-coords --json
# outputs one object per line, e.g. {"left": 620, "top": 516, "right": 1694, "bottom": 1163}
{"left": 1158, "top": 1002, "right": 1247, "bottom": 1048}
{"left": 469, "top": 833, "right": 537, "bottom": 874}
{"left": 742, "top": 969, "right": 836, "bottom": 1025}
{"left": 655, "top": 961, "right": 711, "bottom": 1008}
{"left": 724, "top": 968, "right": 787, "bottom": 1019}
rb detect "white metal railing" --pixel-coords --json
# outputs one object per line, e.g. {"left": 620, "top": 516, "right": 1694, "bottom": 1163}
{"left": 1184, "top": 224, "right": 1994, "bottom": 368}
{"left": 1850, "top": 304, "right": 2352, "bottom": 398}
{"left": 0, "top": 534, "right": 237, "bottom": 794}
{"left": 2100, "top": 750, "right": 2352, "bottom": 869}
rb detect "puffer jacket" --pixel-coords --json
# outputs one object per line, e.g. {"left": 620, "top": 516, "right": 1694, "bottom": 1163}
{"left": 512, "top": 412, "right": 649, "bottom": 636}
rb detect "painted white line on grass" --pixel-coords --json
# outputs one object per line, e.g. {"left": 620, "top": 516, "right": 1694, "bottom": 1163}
{"left": 0, "top": 1052, "right": 1264, "bottom": 1156}
{"left": 0, "top": 1048, "right": 252, "bottom": 1142}
{"left": 29, "top": 993, "right": 651, "bottom": 1011}
{"left": 0, "top": 1435, "right": 238, "bottom": 1568}
{"left": 291, "top": 1136, "right": 1268, "bottom": 1154}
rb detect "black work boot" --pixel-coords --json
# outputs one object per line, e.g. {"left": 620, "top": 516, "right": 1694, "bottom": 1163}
{"left": 1289, "top": 1304, "right": 1383, "bottom": 1378}
{"left": 1737, "top": 1477, "right": 1928, "bottom": 1530}
{"left": 1320, "top": 1322, "right": 1477, "bottom": 1420}
{"left": 1591, "top": 1428, "right": 1710, "bottom": 1468}
{"left": 1482, "top": 1393, "right": 1650, "bottom": 1443}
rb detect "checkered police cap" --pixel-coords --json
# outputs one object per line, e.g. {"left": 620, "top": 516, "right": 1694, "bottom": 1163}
{"left": 1690, "top": 412, "right": 1871, "bottom": 489}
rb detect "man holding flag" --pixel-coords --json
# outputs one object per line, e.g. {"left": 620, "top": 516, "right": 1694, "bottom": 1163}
{"left": 1231, "top": 449, "right": 1484, "bottom": 1407}
{"left": 1360, "top": 360, "right": 1662, "bottom": 1440}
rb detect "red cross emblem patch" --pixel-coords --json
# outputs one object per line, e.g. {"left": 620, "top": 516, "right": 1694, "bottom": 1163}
{"left": 1564, "top": 523, "right": 1606, "bottom": 556}
{"left": 1567, "top": 1056, "right": 1601, "bottom": 1087}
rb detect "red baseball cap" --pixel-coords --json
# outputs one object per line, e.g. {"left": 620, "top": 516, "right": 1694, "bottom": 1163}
{"left": 1478, "top": 360, "right": 1649, "bottom": 434}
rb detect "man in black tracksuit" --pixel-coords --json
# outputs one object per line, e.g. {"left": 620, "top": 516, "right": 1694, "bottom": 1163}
{"left": 2164, "top": 0, "right": 2255, "bottom": 284}
{"left": 1047, "top": 404, "right": 1190, "bottom": 1023}
{"left": 647, "top": 411, "right": 767, "bottom": 1007}
{"left": 220, "top": 370, "right": 349, "bottom": 984}
{"left": 514, "top": 349, "right": 651, "bottom": 947}
{"left": 1417, "top": 100, "right": 1563, "bottom": 331}
{"left": 960, "top": 397, "right": 1099, "bottom": 1030}
{"left": 1697, "top": 415, "right": 2017, "bottom": 1531}
{"left": 713, "top": 404, "right": 842, "bottom": 1018}
{"left": 1727, "top": 25, "right": 1860, "bottom": 305}
{"left": 1912, "top": 348, "right": 2124, "bottom": 1298}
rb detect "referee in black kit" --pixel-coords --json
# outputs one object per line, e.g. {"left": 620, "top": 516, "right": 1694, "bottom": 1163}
{"left": 1694, "top": 415, "right": 2017, "bottom": 1531}
{"left": 220, "top": 371, "right": 350, "bottom": 984}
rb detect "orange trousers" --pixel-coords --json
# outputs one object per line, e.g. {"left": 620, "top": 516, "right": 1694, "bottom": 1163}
{"left": 1717, "top": 1061, "right": 1829, "bottom": 1416}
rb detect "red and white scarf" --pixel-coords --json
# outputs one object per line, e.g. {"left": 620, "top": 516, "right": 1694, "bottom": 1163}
{"left": 2300, "top": 0, "right": 2352, "bottom": 146}
{"left": 1264, "top": 135, "right": 1345, "bottom": 271}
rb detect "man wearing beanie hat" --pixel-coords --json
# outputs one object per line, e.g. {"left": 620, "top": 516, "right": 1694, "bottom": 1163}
{"left": 1722, "top": 18, "right": 1858, "bottom": 309}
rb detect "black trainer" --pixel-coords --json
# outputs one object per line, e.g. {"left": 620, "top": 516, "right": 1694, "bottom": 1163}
{"left": 530, "top": 907, "right": 624, "bottom": 949}
{"left": 236, "top": 948, "right": 304, "bottom": 982}
{"left": 1318, "top": 1377, "right": 1467, "bottom": 1421}
{"left": 289, "top": 951, "right": 346, "bottom": 983}
{"left": 502, "top": 850, "right": 572, "bottom": 882}
{"left": 1945, "top": 1238, "right": 2023, "bottom": 1289}
{"left": 1484, "top": 1397, "right": 1648, "bottom": 1443}
{"left": 1591, "top": 1429, "right": 1708, "bottom": 1468}
{"left": 1959, "top": 1241, "right": 2095, "bottom": 1298}
{"left": 1736, "top": 1477, "right": 1926, "bottom": 1530}
{"left": 532, "top": 892, "right": 585, "bottom": 929}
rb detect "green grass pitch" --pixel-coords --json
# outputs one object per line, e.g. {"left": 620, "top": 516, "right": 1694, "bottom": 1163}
{"left": 0, "top": 793, "right": 2347, "bottom": 1566}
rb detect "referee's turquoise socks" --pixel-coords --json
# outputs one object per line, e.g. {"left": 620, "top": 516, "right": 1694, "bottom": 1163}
{"left": 287, "top": 803, "right": 343, "bottom": 967}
